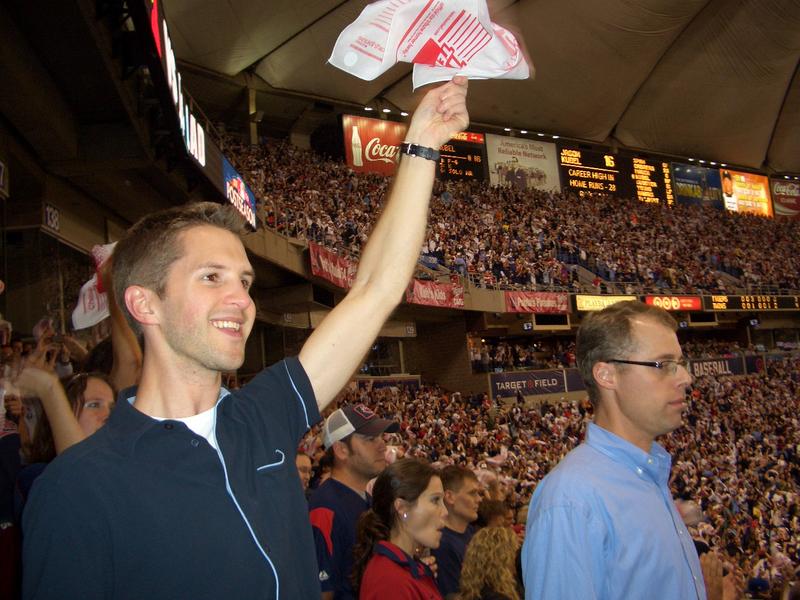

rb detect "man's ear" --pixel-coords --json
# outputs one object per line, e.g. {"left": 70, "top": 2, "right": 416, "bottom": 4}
{"left": 593, "top": 362, "right": 617, "bottom": 392}
{"left": 123, "top": 285, "right": 160, "bottom": 328}
{"left": 332, "top": 440, "right": 351, "bottom": 462}
{"left": 443, "top": 488, "right": 455, "bottom": 508}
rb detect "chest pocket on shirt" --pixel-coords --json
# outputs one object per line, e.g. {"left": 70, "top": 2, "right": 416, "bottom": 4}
{"left": 256, "top": 449, "right": 286, "bottom": 472}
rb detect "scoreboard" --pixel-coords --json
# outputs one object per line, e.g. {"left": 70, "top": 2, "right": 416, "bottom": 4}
{"left": 703, "top": 295, "right": 800, "bottom": 311}
{"left": 557, "top": 143, "right": 675, "bottom": 204}
{"left": 620, "top": 157, "right": 675, "bottom": 205}
{"left": 437, "top": 132, "right": 487, "bottom": 182}
{"left": 558, "top": 145, "right": 620, "bottom": 197}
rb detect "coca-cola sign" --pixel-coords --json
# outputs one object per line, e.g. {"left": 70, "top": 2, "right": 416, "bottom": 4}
{"left": 365, "top": 137, "right": 399, "bottom": 164}
{"left": 343, "top": 114, "right": 408, "bottom": 176}
{"left": 771, "top": 179, "right": 800, "bottom": 219}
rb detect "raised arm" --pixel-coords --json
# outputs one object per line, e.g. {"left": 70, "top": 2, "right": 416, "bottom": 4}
{"left": 299, "top": 76, "right": 469, "bottom": 410}
{"left": 16, "top": 366, "right": 85, "bottom": 454}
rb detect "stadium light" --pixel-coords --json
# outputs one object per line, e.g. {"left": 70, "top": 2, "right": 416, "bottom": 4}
{"left": 382, "top": 108, "right": 391, "bottom": 113}
{"left": 400, "top": 111, "right": 409, "bottom": 116}
{"left": 720, "top": 163, "right": 727, "bottom": 167}
{"left": 537, "top": 133, "right": 545, "bottom": 137}
{"left": 552, "top": 135, "right": 559, "bottom": 139}
{"left": 504, "top": 127, "right": 511, "bottom": 132}
{"left": 520, "top": 130, "right": 528, "bottom": 134}
{"left": 688, "top": 158, "right": 695, "bottom": 162}
{"left": 364, "top": 106, "right": 373, "bottom": 111}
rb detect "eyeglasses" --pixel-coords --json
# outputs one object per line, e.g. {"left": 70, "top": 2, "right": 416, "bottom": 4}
{"left": 607, "top": 357, "right": 690, "bottom": 376}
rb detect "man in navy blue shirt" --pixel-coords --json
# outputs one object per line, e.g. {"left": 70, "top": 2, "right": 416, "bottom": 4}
{"left": 310, "top": 404, "right": 399, "bottom": 599}
{"left": 22, "top": 77, "right": 469, "bottom": 600}
{"left": 432, "top": 465, "right": 481, "bottom": 598}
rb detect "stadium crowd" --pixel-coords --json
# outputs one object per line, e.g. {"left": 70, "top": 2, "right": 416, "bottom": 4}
{"left": 222, "top": 137, "right": 800, "bottom": 295}
{"left": 299, "top": 354, "right": 800, "bottom": 596}
{"left": 2, "top": 283, "right": 800, "bottom": 597}
{"left": 471, "top": 337, "right": 752, "bottom": 373}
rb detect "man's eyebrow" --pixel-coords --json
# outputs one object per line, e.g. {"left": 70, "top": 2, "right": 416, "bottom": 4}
{"left": 196, "top": 263, "right": 256, "bottom": 280}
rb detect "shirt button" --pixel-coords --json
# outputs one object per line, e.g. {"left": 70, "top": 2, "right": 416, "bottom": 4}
{"left": 164, "top": 423, "right": 174, "bottom": 430}
{"left": 191, "top": 439, "right": 200, "bottom": 447}
{"left": 647, "top": 458, "right": 654, "bottom": 464}
{"left": 636, "top": 467, "right": 643, "bottom": 475}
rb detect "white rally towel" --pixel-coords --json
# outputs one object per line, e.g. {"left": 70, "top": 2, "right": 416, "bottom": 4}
{"left": 71, "top": 242, "right": 116, "bottom": 330}
{"left": 329, "top": 0, "right": 529, "bottom": 89}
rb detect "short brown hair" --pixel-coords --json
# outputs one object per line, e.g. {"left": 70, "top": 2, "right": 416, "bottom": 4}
{"left": 112, "top": 202, "right": 246, "bottom": 333}
{"left": 576, "top": 300, "right": 677, "bottom": 404}
{"left": 439, "top": 464, "right": 478, "bottom": 493}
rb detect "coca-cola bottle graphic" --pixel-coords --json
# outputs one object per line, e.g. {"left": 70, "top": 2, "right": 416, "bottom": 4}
{"left": 351, "top": 125, "right": 363, "bottom": 167}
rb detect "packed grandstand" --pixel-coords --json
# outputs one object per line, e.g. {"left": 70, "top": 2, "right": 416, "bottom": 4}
{"left": 2, "top": 1, "right": 800, "bottom": 599}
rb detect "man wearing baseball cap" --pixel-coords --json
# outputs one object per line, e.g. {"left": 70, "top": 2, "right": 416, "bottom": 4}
{"left": 309, "top": 404, "right": 399, "bottom": 600}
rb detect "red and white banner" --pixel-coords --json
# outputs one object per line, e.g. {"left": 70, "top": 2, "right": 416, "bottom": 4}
{"left": 343, "top": 115, "right": 408, "bottom": 176}
{"left": 771, "top": 179, "right": 800, "bottom": 220}
{"left": 504, "top": 291, "right": 569, "bottom": 314}
{"left": 308, "top": 243, "right": 357, "bottom": 290}
{"left": 406, "top": 278, "right": 464, "bottom": 308}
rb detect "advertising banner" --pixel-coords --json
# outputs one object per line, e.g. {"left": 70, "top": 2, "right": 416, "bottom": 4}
{"left": 149, "top": 0, "right": 255, "bottom": 227}
{"left": 308, "top": 242, "right": 356, "bottom": 290}
{"left": 406, "top": 278, "right": 464, "bottom": 308}
{"left": 644, "top": 295, "right": 703, "bottom": 311}
{"left": 489, "top": 370, "right": 566, "bottom": 400}
{"left": 575, "top": 295, "right": 636, "bottom": 312}
{"left": 343, "top": 115, "right": 407, "bottom": 176}
{"left": 770, "top": 179, "right": 800, "bottom": 219}
{"left": 689, "top": 357, "right": 745, "bottom": 378}
{"left": 486, "top": 134, "right": 560, "bottom": 192}
{"left": 671, "top": 163, "right": 723, "bottom": 210}
{"left": 222, "top": 157, "right": 257, "bottom": 229}
{"left": 504, "top": 291, "right": 569, "bottom": 314}
{"left": 719, "top": 169, "right": 772, "bottom": 217}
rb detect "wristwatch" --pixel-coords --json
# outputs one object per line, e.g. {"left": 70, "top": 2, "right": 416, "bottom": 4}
{"left": 400, "top": 142, "right": 440, "bottom": 162}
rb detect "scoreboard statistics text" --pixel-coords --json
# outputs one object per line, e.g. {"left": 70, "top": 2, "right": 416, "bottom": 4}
{"left": 620, "top": 157, "right": 674, "bottom": 205}
{"left": 558, "top": 146, "right": 620, "bottom": 197}
{"left": 703, "top": 295, "right": 800, "bottom": 311}
{"left": 437, "top": 132, "right": 487, "bottom": 182}
{"left": 557, "top": 143, "right": 674, "bottom": 204}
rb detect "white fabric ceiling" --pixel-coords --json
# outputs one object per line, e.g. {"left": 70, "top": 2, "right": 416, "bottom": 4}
{"left": 165, "top": 0, "right": 800, "bottom": 172}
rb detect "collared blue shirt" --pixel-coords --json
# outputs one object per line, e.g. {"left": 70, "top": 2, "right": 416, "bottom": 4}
{"left": 23, "top": 357, "right": 322, "bottom": 600}
{"left": 522, "top": 423, "right": 706, "bottom": 600}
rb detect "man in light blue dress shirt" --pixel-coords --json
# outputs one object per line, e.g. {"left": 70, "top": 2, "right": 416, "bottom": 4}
{"left": 522, "top": 300, "right": 707, "bottom": 600}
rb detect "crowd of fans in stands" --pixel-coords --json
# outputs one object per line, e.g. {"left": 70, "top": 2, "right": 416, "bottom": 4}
{"left": 297, "top": 353, "right": 800, "bottom": 596}
{"left": 471, "top": 337, "right": 754, "bottom": 373}
{"left": 3, "top": 288, "right": 800, "bottom": 596}
{"left": 222, "top": 136, "right": 800, "bottom": 295}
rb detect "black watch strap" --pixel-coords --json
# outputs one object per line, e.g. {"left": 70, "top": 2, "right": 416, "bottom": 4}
{"left": 400, "top": 142, "right": 440, "bottom": 162}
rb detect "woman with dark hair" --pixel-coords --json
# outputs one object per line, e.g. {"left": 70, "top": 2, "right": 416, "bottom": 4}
{"left": 15, "top": 370, "right": 114, "bottom": 507}
{"left": 64, "top": 372, "right": 115, "bottom": 438}
{"left": 352, "top": 458, "right": 448, "bottom": 599}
